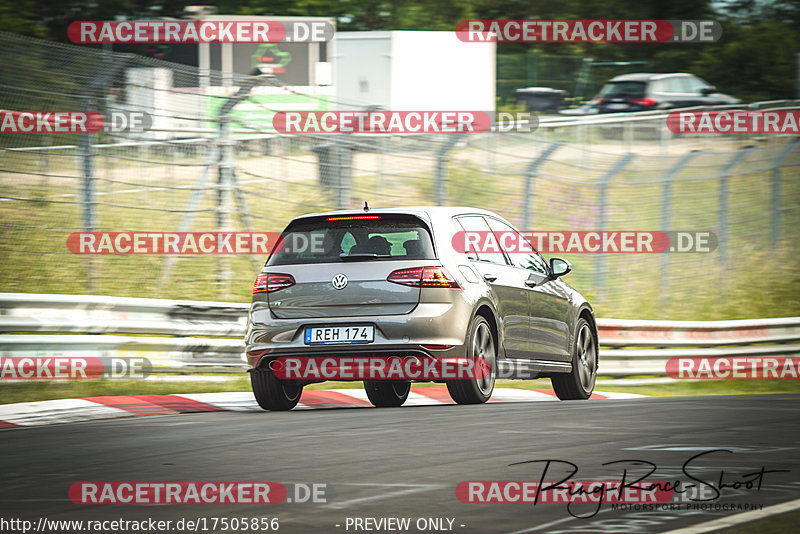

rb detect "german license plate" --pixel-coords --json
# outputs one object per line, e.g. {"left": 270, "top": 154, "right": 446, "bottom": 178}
{"left": 607, "top": 103, "right": 629, "bottom": 110}
{"left": 304, "top": 326, "right": 374, "bottom": 345}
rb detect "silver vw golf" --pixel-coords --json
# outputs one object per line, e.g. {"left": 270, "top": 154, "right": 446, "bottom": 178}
{"left": 245, "top": 206, "right": 598, "bottom": 410}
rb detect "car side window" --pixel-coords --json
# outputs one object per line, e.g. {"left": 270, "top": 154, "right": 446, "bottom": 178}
{"left": 519, "top": 254, "right": 549, "bottom": 277}
{"left": 660, "top": 77, "right": 679, "bottom": 93}
{"left": 453, "top": 218, "right": 478, "bottom": 260}
{"left": 649, "top": 79, "right": 666, "bottom": 94}
{"left": 685, "top": 76, "right": 709, "bottom": 94}
{"left": 486, "top": 218, "right": 549, "bottom": 276}
{"left": 456, "top": 216, "right": 507, "bottom": 265}
{"left": 673, "top": 76, "right": 693, "bottom": 93}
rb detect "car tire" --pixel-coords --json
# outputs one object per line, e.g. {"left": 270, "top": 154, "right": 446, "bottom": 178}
{"left": 446, "top": 315, "right": 496, "bottom": 404}
{"left": 364, "top": 380, "right": 411, "bottom": 407}
{"left": 250, "top": 368, "right": 303, "bottom": 411}
{"left": 551, "top": 318, "right": 597, "bottom": 400}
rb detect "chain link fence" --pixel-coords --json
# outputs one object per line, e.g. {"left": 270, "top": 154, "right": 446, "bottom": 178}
{"left": 1, "top": 33, "right": 799, "bottom": 320}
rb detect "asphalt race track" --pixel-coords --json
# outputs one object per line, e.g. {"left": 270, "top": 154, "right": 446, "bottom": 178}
{"left": 1, "top": 394, "right": 799, "bottom": 534}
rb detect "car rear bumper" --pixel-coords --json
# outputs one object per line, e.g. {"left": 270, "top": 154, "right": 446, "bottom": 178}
{"left": 244, "top": 301, "right": 473, "bottom": 369}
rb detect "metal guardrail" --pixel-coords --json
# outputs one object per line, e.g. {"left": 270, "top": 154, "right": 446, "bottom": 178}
{"left": 1, "top": 293, "right": 798, "bottom": 377}
{"left": 5, "top": 100, "right": 799, "bottom": 154}
{"left": 0, "top": 293, "right": 248, "bottom": 373}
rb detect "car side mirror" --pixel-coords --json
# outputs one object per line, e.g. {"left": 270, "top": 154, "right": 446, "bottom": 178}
{"left": 549, "top": 258, "right": 572, "bottom": 279}
{"left": 700, "top": 86, "right": 716, "bottom": 96}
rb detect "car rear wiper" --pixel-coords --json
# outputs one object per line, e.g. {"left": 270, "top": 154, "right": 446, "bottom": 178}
{"left": 339, "top": 253, "right": 392, "bottom": 261}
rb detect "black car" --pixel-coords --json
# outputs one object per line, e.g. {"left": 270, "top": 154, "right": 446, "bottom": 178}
{"left": 591, "top": 73, "right": 740, "bottom": 113}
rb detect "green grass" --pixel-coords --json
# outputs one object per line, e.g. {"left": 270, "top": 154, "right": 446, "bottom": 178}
{"left": 2, "top": 377, "right": 798, "bottom": 405}
{"left": 719, "top": 511, "right": 800, "bottom": 534}
{"left": 1, "top": 136, "right": 799, "bottom": 317}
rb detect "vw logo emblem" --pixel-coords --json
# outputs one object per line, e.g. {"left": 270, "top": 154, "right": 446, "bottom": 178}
{"left": 331, "top": 273, "right": 348, "bottom": 290}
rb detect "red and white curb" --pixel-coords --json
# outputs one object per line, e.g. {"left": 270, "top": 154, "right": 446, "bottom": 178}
{"left": 0, "top": 387, "right": 643, "bottom": 429}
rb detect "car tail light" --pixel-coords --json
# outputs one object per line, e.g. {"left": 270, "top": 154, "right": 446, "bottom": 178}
{"left": 253, "top": 273, "right": 296, "bottom": 294}
{"left": 325, "top": 215, "right": 381, "bottom": 221}
{"left": 591, "top": 97, "right": 607, "bottom": 105}
{"left": 387, "top": 266, "right": 459, "bottom": 288}
{"left": 631, "top": 97, "right": 656, "bottom": 107}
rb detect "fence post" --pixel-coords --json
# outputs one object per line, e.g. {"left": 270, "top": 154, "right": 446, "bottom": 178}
{"left": 435, "top": 135, "right": 462, "bottom": 206}
{"left": 579, "top": 122, "right": 589, "bottom": 167}
{"left": 659, "top": 151, "right": 698, "bottom": 310}
{"left": 78, "top": 54, "right": 133, "bottom": 294}
{"left": 80, "top": 97, "right": 97, "bottom": 293}
{"left": 660, "top": 118, "right": 670, "bottom": 155}
{"left": 157, "top": 145, "right": 218, "bottom": 288}
{"left": 211, "top": 75, "right": 266, "bottom": 298}
{"left": 336, "top": 136, "right": 353, "bottom": 209}
{"left": 217, "top": 115, "right": 235, "bottom": 297}
{"left": 624, "top": 120, "right": 633, "bottom": 152}
{"left": 595, "top": 153, "right": 636, "bottom": 295}
{"left": 39, "top": 134, "right": 51, "bottom": 187}
{"left": 527, "top": 50, "right": 537, "bottom": 86}
{"left": 718, "top": 148, "right": 750, "bottom": 268}
{"left": 770, "top": 138, "right": 800, "bottom": 246}
{"left": 522, "top": 141, "right": 562, "bottom": 230}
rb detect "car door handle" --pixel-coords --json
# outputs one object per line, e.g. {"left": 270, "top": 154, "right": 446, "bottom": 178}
{"left": 483, "top": 273, "right": 497, "bottom": 282}
{"left": 524, "top": 279, "right": 537, "bottom": 287}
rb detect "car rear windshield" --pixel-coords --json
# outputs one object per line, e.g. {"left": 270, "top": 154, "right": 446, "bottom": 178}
{"left": 267, "top": 214, "right": 436, "bottom": 265}
{"left": 598, "top": 81, "right": 646, "bottom": 98}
